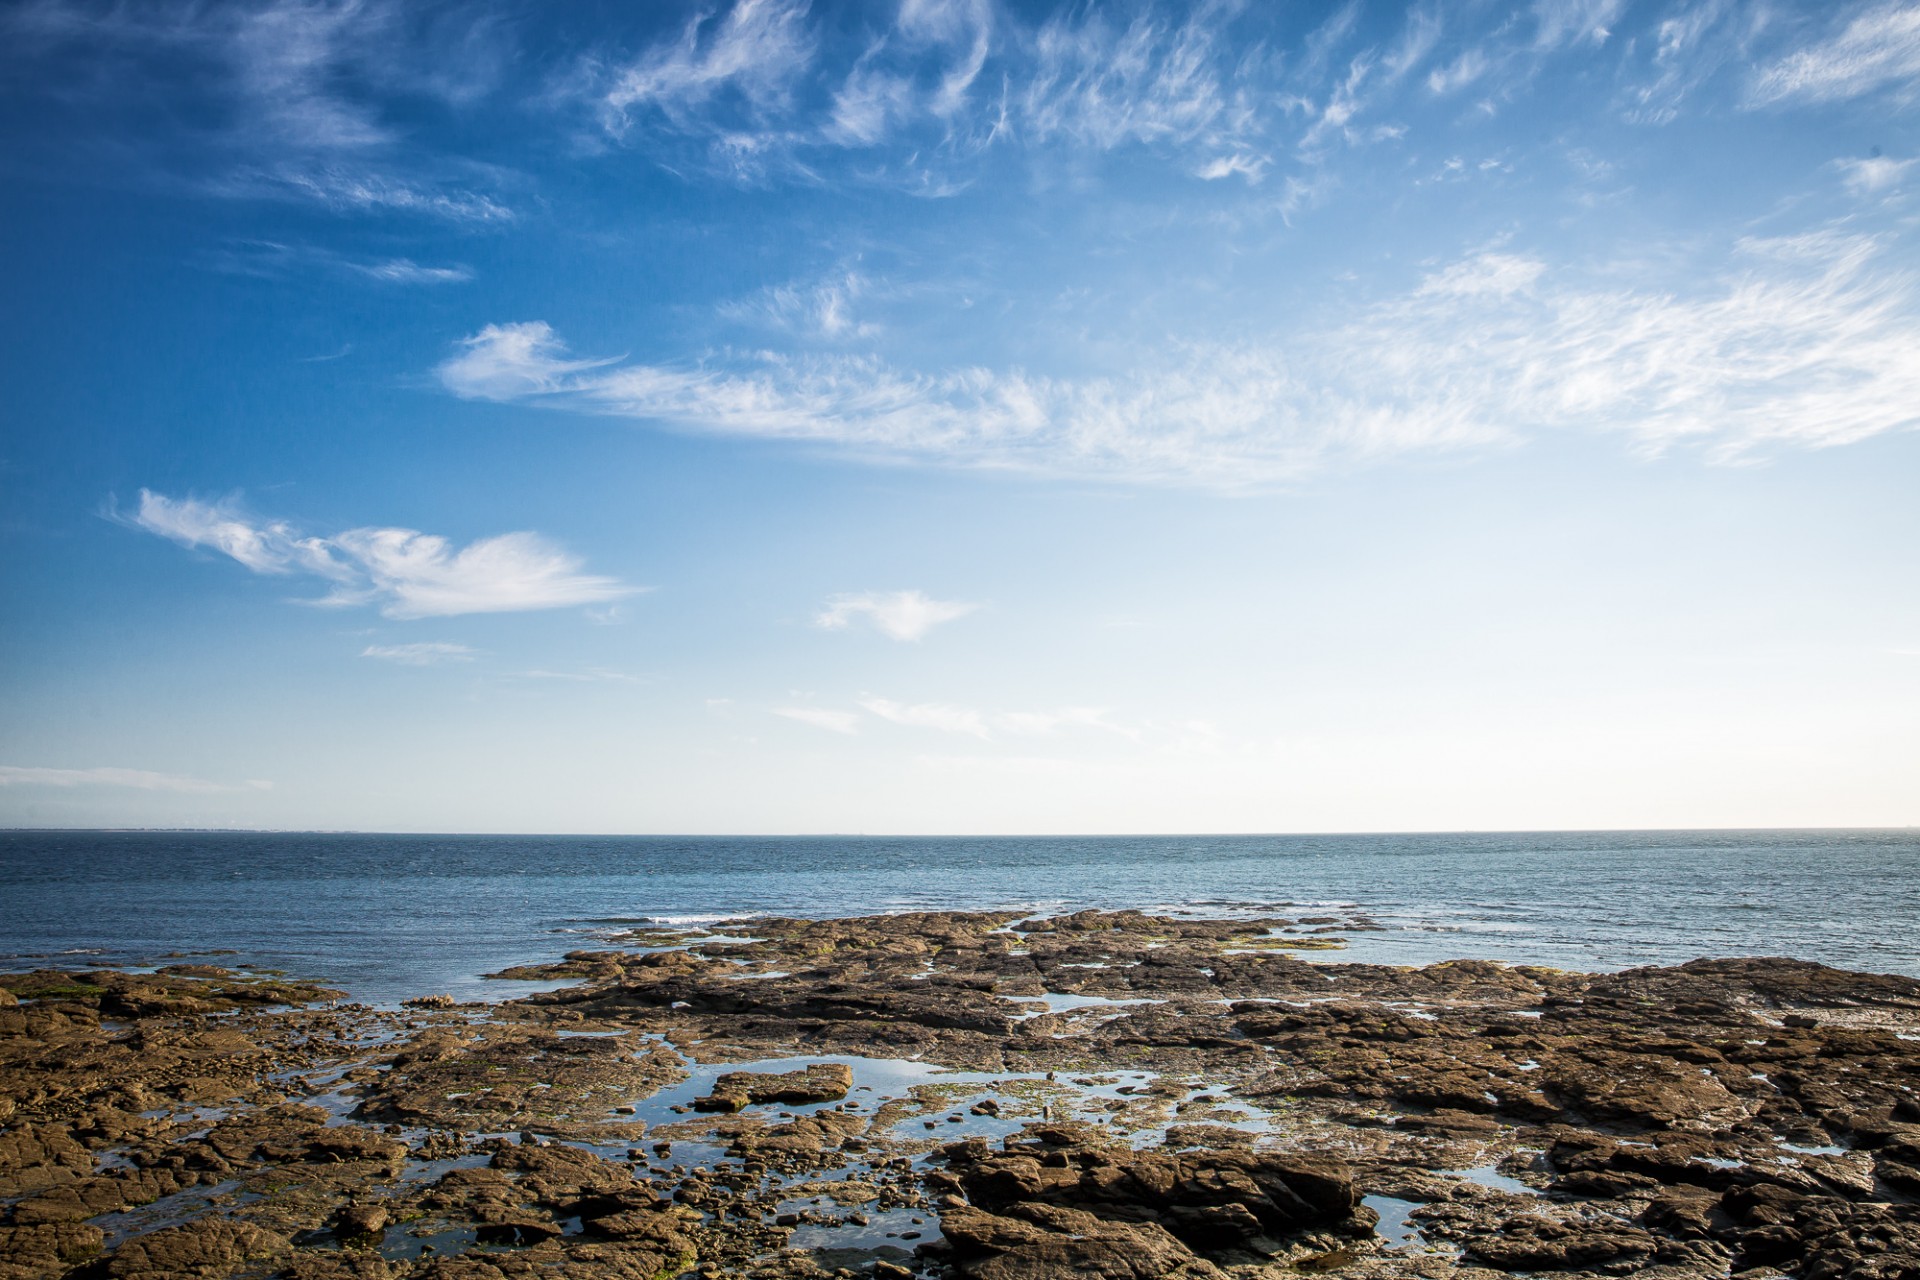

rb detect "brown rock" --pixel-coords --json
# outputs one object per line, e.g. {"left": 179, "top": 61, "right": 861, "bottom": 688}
{"left": 1395, "top": 1108, "right": 1499, "bottom": 1135}
{"left": 693, "top": 1062, "right": 854, "bottom": 1112}
{"left": 939, "top": 1125, "right": 1361, "bottom": 1271}
{"left": 1464, "top": 1214, "right": 1657, "bottom": 1270}
{"left": 303, "top": 1127, "right": 408, "bottom": 1167}
{"left": 332, "top": 1203, "right": 389, "bottom": 1239}
{"left": 1162, "top": 1124, "right": 1255, "bottom": 1149}
{"left": 1540, "top": 1052, "right": 1740, "bottom": 1128}
{"left": 0, "top": 1123, "right": 92, "bottom": 1198}
{"left": 283, "top": 1254, "right": 395, "bottom": 1279}
{"left": 0, "top": 1223, "right": 104, "bottom": 1278}
{"left": 582, "top": 1204, "right": 694, "bottom": 1248}
{"left": 104, "top": 1218, "right": 290, "bottom": 1278}
{"left": 942, "top": 1204, "right": 1223, "bottom": 1279}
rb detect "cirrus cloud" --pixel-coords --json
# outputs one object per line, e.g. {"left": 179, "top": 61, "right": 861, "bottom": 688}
{"left": 5, "top": 0, "right": 517, "bottom": 221}
{"left": 772, "top": 706, "right": 863, "bottom": 734}
{"left": 433, "top": 229, "right": 1920, "bottom": 486}
{"left": 857, "top": 695, "right": 989, "bottom": 737}
{"left": 768, "top": 696, "right": 1138, "bottom": 741}
{"left": 814, "top": 590, "right": 978, "bottom": 641}
{"left": 361, "top": 642, "right": 478, "bottom": 665}
{"left": 124, "top": 490, "right": 635, "bottom": 619}
{"left": 1747, "top": 4, "right": 1920, "bottom": 106}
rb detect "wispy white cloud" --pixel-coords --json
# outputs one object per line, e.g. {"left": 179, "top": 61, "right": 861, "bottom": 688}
{"left": 1382, "top": 6, "right": 1442, "bottom": 81}
{"left": 825, "top": 66, "right": 916, "bottom": 147}
{"left": 1618, "top": 0, "right": 1745, "bottom": 124}
{"left": 361, "top": 642, "right": 477, "bottom": 665}
{"left": 223, "top": 0, "right": 397, "bottom": 149}
{"left": 858, "top": 696, "right": 989, "bottom": 737}
{"left": 1300, "top": 52, "right": 1378, "bottom": 151}
{"left": 814, "top": 590, "right": 977, "bottom": 641}
{"left": 773, "top": 696, "right": 1139, "bottom": 741}
{"left": 812, "top": 0, "right": 993, "bottom": 149}
{"left": 17, "top": 0, "right": 1883, "bottom": 221}
{"left": 720, "top": 269, "right": 877, "bottom": 339}
{"left": 569, "top": 0, "right": 1350, "bottom": 186}
{"left": 212, "top": 240, "right": 474, "bottom": 284}
{"left": 128, "top": 488, "right": 348, "bottom": 577}
{"left": 772, "top": 706, "right": 862, "bottom": 734}
{"left": 1195, "top": 152, "right": 1266, "bottom": 181}
{"left": 125, "top": 490, "right": 635, "bottom": 619}
{"left": 225, "top": 166, "right": 514, "bottom": 223}
{"left": 438, "top": 323, "right": 623, "bottom": 399}
{"left": 596, "top": 0, "right": 814, "bottom": 137}
{"left": 434, "top": 228, "right": 1920, "bottom": 485}
{"left": 1748, "top": 4, "right": 1920, "bottom": 106}
{"left": 328, "top": 527, "right": 634, "bottom": 618}
{"left": 552, "top": 0, "right": 1853, "bottom": 193}
{"left": 1019, "top": 5, "right": 1246, "bottom": 153}
{"left": 8, "top": 0, "right": 402, "bottom": 149}
{"left": 6, "top": 0, "right": 515, "bottom": 219}
{"left": 1414, "top": 250, "right": 1545, "bottom": 296}
{"left": 0, "top": 765, "right": 269, "bottom": 793}
{"left": 1532, "top": 0, "right": 1626, "bottom": 51}
{"left": 857, "top": 696, "right": 1136, "bottom": 741}
{"left": 576, "top": 0, "right": 1292, "bottom": 185}
{"left": 352, "top": 258, "right": 475, "bottom": 284}
{"left": 1426, "top": 48, "right": 1490, "bottom": 95}
{"left": 1835, "top": 153, "right": 1916, "bottom": 194}
{"left": 1349, "top": 232, "right": 1920, "bottom": 462}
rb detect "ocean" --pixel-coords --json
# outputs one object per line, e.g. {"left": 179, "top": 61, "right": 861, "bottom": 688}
{"left": 2, "top": 828, "right": 1914, "bottom": 1005}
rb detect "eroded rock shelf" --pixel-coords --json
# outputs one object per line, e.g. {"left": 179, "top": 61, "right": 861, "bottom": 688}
{"left": 2, "top": 910, "right": 1917, "bottom": 1279}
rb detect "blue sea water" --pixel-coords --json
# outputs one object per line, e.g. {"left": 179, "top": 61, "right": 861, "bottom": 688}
{"left": 1, "top": 829, "right": 1915, "bottom": 1005}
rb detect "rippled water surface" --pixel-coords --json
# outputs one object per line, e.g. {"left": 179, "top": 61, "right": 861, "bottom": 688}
{"left": 2, "top": 829, "right": 1915, "bottom": 1003}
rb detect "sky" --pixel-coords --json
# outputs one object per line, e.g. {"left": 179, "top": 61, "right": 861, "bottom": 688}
{"left": 1, "top": 0, "right": 1916, "bottom": 834}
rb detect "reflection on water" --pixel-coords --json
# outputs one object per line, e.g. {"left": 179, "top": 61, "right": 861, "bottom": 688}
{"left": 1451, "top": 1162, "right": 1539, "bottom": 1195}
{"left": 1001, "top": 991, "right": 1162, "bottom": 1018}
{"left": 1363, "top": 1194, "right": 1425, "bottom": 1248}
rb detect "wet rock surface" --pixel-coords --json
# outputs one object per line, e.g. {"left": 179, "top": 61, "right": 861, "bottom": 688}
{"left": 935, "top": 1123, "right": 1368, "bottom": 1276}
{"left": 695, "top": 1064, "right": 854, "bottom": 1113}
{"left": 0, "top": 911, "right": 1916, "bottom": 1278}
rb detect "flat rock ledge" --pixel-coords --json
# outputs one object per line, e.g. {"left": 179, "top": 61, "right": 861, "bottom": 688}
{"left": 2, "top": 911, "right": 1918, "bottom": 1280}
{"left": 934, "top": 1123, "right": 1368, "bottom": 1278}
{"left": 694, "top": 1064, "right": 855, "bottom": 1113}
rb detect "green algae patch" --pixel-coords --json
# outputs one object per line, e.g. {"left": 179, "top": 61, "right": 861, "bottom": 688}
{"left": 1226, "top": 935, "right": 1349, "bottom": 951}
{"left": 0, "top": 975, "right": 108, "bottom": 1002}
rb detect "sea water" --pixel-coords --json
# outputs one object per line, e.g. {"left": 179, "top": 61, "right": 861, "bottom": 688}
{"left": 2, "top": 828, "right": 1914, "bottom": 1004}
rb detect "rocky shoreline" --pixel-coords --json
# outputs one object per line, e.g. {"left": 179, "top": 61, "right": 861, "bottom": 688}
{"left": 3, "top": 909, "right": 1918, "bottom": 1279}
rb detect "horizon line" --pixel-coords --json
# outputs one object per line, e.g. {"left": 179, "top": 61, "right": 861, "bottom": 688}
{"left": 3, "top": 824, "right": 1914, "bottom": 838}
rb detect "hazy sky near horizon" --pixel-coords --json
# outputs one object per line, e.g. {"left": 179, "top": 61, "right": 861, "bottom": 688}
{"left": 1, "top": 0, "right": 1917, "bottom": 833}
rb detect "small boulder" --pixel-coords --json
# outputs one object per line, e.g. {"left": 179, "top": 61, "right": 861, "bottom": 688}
{"left": 693, "top": 1062, "right": 854, "bottom": 1112}
{"left": 332, "top": 1204, "right": 389, "bottom": 1240}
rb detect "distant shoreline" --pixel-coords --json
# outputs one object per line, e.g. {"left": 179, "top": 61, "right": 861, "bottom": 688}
{"left": 5, "top": 824, "right": 1913, "bottom": 836}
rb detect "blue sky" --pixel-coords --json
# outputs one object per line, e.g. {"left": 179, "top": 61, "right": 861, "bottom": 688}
{"left": 1, "top": 0, "right": 1916, "bottom": 833}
